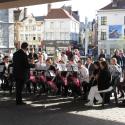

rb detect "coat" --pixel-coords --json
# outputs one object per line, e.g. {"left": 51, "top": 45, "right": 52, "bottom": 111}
{"left": 85, "top": 63, "right": 95, "bottom": 77}
{"left": 98, "top": 69, "right": 111, "bottom": 91}
{"left": 13, "top": 49, "right": 30, "bottom": 81}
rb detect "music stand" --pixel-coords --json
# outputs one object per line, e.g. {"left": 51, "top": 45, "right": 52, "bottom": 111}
{"left": 57, "top": 64, "right": 67, "bottom": 71}
{"left": 0, "top": 65, "right": 4, "bottom": 73}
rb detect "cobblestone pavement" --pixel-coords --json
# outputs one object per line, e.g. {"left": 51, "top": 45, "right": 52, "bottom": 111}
{"left": 0, "top": 91, "right": 125, "bottom": 125}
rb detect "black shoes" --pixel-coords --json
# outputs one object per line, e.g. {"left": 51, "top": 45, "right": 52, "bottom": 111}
{"left": 16, "top": 102, "right": 26, "bottom": 105}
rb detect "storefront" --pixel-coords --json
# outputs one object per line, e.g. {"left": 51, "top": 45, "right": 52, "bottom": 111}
{"left": 44, "top": 40, "right": 73, "bottom": 55}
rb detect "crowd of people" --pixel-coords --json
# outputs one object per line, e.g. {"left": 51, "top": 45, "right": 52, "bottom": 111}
{"left": 0, "top": 42, "right": 125, "bottom": 106}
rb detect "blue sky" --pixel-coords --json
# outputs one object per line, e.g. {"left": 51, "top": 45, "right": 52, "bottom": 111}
{"left": 27, "top": 0, "right": 111, "bottom": 22}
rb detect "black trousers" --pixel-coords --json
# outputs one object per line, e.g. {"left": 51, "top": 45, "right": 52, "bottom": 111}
{"left": 15, "top": 78, "right": 25, "bottom": 104}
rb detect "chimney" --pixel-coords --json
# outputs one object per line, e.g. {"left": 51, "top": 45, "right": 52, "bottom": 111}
{"left": 67, "top": 6, "right": 72, "bottom": 15}
{"left": 48, "top": 3, "right": 51, "bottom": 13}
{"left": 24, "top": 8, "right": 27, "bottom": 18}
{"left": 112, "top": 0, "right": 118, "bottom": 7}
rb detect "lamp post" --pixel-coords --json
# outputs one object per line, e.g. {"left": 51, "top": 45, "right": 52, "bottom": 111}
{"left": 85, "top": 17, "right": 89, "bottom": 56}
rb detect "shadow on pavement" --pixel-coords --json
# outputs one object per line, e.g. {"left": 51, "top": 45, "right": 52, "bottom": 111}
{"left": 0, "top": 91, "right": 124, "bottom": 125}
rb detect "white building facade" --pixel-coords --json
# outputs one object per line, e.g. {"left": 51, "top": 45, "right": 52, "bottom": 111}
{"left": 44, "top": 8, "right": 80, "bottom": 54}
{"left": 0, "top": 9, "right": 14, "bottom": 52}
{"left": 98, "top": 0, "right": 125, "bottom": 55}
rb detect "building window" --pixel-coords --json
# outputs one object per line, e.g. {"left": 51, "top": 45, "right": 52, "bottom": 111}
{"left": 29, "top": 19, "right": 33, "bottom": 24}
{"left": 33, "top": 37, "right": 36, "bottom": 40}
{"left": 60, "top": 22, "right": 64, "bottom": 29}
{"left": 46, "top": 32, "right": 53, "bottom": 40}
{"left": 38, "top": 37, "right": 41, "bottom": 41}
{"left": 32, "top": 26, "right": 36, "bottom": 31}
{"left": 50, "top": 22, "right": 54, "bottom": 29}
{"left": 101, "top": 16, "right": 107, "bottom": 25}
{"left": 101, "top": 31, "right": 106, "bottom": 40}
{"left": 37, "top": 26, "right": 41, "bottom": 31}
{"left": 124, "top": 16, "right": 125, "bottom": 24}
{"left": 25, "top": 34, "right": 28, "bottom": 41}
{"left": 25, "top": 26, "right": 28, "bottom": 31}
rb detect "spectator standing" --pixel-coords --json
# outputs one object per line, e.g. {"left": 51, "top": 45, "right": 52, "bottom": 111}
{"left": 85, "top": 56, "right": 95, "bottom": 80}
{"left": 112, "top": 49, "right": 122, "bottom": 66}
{"left": 98, "top": 49, "right": 105, "bottom": 60}
{"left": 109, "top": 58, "right": 123, "bottom": 98}
{"left": 119, "top": 50, "right": 125, "bottom": 72}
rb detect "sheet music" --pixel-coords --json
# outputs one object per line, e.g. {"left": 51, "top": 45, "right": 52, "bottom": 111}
{"left": 35, "top": 63, "right": 47, "bottom": 71}
{"left": 49, "top": 70, "right": 56, "bottom": 77}
{"left": 57, "top": 64, "right": 67, "bottom": 71}
{"left": 71, "top": 64, "right": 78, "bottom": 71}
{"left": 66, "top": 64, "right": 78, "bottom": 72}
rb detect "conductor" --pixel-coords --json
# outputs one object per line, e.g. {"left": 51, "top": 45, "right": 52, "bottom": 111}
{"left": 13, "top": 42, "right": 30, "bottom": 105}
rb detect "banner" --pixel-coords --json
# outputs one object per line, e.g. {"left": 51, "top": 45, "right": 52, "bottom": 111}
{"left": 109, "top": 25, "right": 122, "bottom": 39}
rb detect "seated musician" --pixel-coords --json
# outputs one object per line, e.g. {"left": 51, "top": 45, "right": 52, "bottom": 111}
{"left": 56, "top": 60, "right": 68, "bottom": 95}
{"left": 0, "top": 56, "right": 10, "bottom": 90}
{"left": 35, "top": 53, "right": 46, "bottom": 69}
{"left": 61, "top": 52, "right": 68, "bottom": 64}
{"left": 66, "top": 58, "right": 81, "bottom": 97}
{"left": 35, "top": 54, "right": 47, "bottom": 94}
{"left": 45, "top": 58, "right": 58, "bottom": 93}
{"left": 78, "top": 60, "right": 89, "bottom": 97}
{"left": 8, "top": 61, "right": 14, "bottom": 94}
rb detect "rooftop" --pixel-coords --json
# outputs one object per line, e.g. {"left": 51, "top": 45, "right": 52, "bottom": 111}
{"left": 100, "top": 0, "right": 125, "bottom": 10}
{"left": 45, "top": 9, "right": 70, "bottom": 19}
{"left": 21, "top": 16, "right": 44, "bottom": 22}
{"left": 45, "top": 8, "right": 79, "bottom": 22}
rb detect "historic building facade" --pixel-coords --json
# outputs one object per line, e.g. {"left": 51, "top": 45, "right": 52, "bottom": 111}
{"left": 98, "top": 0, "right": 125, "bottom": 55}
{"left": 44, "top": 6, "right": 80, "bottom": 54}
{"left": 16, "top": 13, "right": 44, "bottom": 50}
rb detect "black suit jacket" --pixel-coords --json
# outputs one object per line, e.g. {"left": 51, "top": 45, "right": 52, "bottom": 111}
{"left": 85, "top": 63, "right": 95, "bottom": 77}
{"left": 0, "top": 62, "right": 6, "bottom": 77}
{"left": 28, "top": 53, "right": 38, "bottom": 60}
{"left": 98, "top": 69, "right": 111, "bottom": 91}
{"left": 13, "top": 49, "right": 30, "bottom": 80}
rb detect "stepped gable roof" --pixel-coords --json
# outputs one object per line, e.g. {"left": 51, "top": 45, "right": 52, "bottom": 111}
{"left": 20, "top": 16, "right": 44, "bottom": 22}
